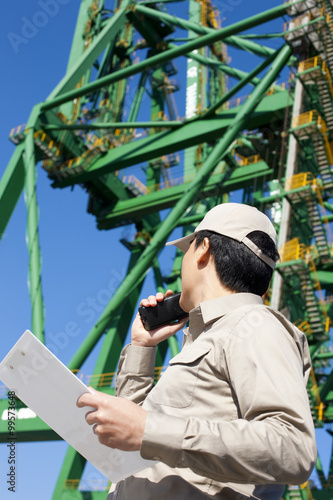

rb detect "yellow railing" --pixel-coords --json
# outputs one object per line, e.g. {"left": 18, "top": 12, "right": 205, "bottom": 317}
{"left": 9, "top": 123, "right": 26, "bottom": 137}
{"left": 123, "top": 175, "right": 148, "bottom": 195}
{"left": 280, "top": 238, "right": 331, "bottom": 334}
{"left": 33, "top": 130, "right": 61, "bottom": 158}
{"left": 120, "top": 163, "right": 227, "bottom": 196}
{"left": 300, "top": 481, "right": 315, "bottom": 499}
{"left": 294, "top": 319, "right": 313, "bottom": 336}
{"left": 292, "top": 110, "right": 333, "bottom": 164}
{"left": 225, "top": 83, "right": 287, "bottom": 110}
{"left": 298, "top": 55, "right": 333, "bottom": 99}
{"left": 284, "top": 12, "right": 312, "bottom": 32}
{"left": 285, "top": 172, "right": 318, "bottom": 191}
{"left": 298, "top": 55, "right": 322, "bottom": 73}
{"left": 279, "top": 237, "right": 307, "bottom": 262}
{"left": 309, "top": 368, "right": 325, "bottom": 422}
{"left": 283, "top": 4, "right": 330, "bottom": 33}
{"left": 70, "top": 366, "right": 168, "bottom": 388}
{"left": 292, "top": 109, "right": 320, "bottom": 129}
{"left": 235, "top": 153, "right": 261, "bottom": 166}
{"left": 64, "top": 479, "right": 111, "bottom": 490}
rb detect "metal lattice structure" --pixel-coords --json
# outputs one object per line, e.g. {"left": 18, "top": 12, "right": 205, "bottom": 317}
{"left": 2, "top": 0, "right": 333, "bottom": 498}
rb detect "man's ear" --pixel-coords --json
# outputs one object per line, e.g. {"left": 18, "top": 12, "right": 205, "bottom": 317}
{"left": 196, "top": 237, "right": 211, "bottom": 266}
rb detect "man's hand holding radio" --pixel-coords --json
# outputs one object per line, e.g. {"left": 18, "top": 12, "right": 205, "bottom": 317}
{"left": 131, "top": 290, "right": 188, "bottom": 348}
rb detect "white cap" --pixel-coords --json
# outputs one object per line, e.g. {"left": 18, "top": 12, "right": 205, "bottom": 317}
{"left": 166, "top": 203, "right": 277, "bottom": 269}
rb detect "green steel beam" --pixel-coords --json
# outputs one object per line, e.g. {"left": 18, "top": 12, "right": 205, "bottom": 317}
{"left": 0, "top": 398, "right": 60, "bottom": 442}
{"left": 58, "top": 491, "right": 109, "bottom": 500}
{"left": 314, "top": 271, "right": 333, "bottom": 289}
{"left": 47, "top": 4, "right": 130, "bottom": 101}
{"left": 91, "top": 248, "right": 145, "bottom": 381}
{"left": 319, "top": 370, "right": 333, "bottom": 400}
{"left": 315, "top": 454, "right": 328, "bottom": 488}
{"left": 41, "top": 2, "right": 298, "bottom": 111}
{"left": 324, "top": 202, "right": 333, "bottom": 213}
{"left": 200, "top": 48, "right": 280, "bottom": 119}
{"left": 42, "top": 121, "right": 183, "bottom": 131}
{"left": 152, "top": 257, "right": 180, "bottom": 361}
{"left": 58, "top": 0, "right": 94, "bottom": 117}
{"left": 134, "top": 4, "right": 276, "bottom": 58}
{"left": 180, "top": 51, "right": 261, "bottom": 87}
{"left": 52, "top": 446, "right": 87, "bottom": 500}
{"left": 322, "top": 214, "right": 333, "bottom": 223}
{"left": 313, "top": 352, "right": 333, "bottom": 359}
{"left": 66, "top": 43, "right": 291, "bottom": 370}
{"left": 50, "top": 91, "right": 291, "bottom": 188}
{"left": 128, "top": 71, "right": 149, "bottom": 122}
{"left": 24, "top": 108, "right": 45, "bottom": 342}
{"left": 98, "top": 162, "right": 272, "bottom": 229}
{"left": 52, "top": 251, "right": 145, "bottom": 498}
{"left": 0, "top": 143, "right": 25, "bottom": 241}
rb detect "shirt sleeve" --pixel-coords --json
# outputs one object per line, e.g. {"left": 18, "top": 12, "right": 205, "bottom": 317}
{"left": 140, "top": 309, "right": 317, "bottom": 485}
{"left": 115, "top": 344, "right": 156, "bottom": 405}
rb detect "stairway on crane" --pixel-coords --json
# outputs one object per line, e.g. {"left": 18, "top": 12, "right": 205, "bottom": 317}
{"left": 298, "top": 56, "right": 333, "bottom": 139}
{"left": 284, "top": 0, "right": 333, "bottom": 93}
{"left": 286, "top": 172, "right": 332, "bottom": 261}
{"left": 291, "top": 110, "right": 333, "bottom": 192}
{"left": 283, "top": 482, "right": 314, "bottom": 500}
{"left": 318, "top": 0, "right": 333, "bottom": 74}
{"left": 278, "top": 237, "right": 330, "bottom": 343}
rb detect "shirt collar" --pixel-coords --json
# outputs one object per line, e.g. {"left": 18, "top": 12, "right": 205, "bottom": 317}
{"left": 188, "top": 293, "right": 263, "bottom": 340}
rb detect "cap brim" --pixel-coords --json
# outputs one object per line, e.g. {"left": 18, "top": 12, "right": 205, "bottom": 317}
{"left": 166, "top": 233, "right": 195, "bottom": 253}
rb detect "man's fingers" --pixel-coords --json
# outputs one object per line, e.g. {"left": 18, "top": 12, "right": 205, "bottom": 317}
{"left": 139, "top": 290, "right": 175, "bottom": 307}
{"left": 85, "top": 409, "right": 101, "bottom": 426}
{"left": 77, "top": 389, "right": 102, "bottom": 408}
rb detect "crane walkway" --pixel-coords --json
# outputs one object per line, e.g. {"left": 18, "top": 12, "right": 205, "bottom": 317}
{"left": 291, "top": 110, "right": 333, "bottom": 191}
{"left": 278, "top": 237, "right": 330, "bottom": 342}
{"left": 298, "top": 56, "right": 333, "bottom": 132}
{"left": 286, "top": 172, "right": 331, "bottom": 260}
{"left": 284, "top": 482, "right": 314, "bottom": 500}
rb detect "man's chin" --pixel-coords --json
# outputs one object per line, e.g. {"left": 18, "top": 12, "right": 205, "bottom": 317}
{"left": 179, "top": 294, "right": 191, "bottom": 313}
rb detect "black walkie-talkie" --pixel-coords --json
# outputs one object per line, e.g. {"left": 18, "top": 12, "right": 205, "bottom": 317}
{"left": 138, "top": 293, "right": 188, "bottom": 331}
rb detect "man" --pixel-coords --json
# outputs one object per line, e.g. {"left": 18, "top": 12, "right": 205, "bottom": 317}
{"left": 77, "top": 202, "right": 317, "bottom": 499}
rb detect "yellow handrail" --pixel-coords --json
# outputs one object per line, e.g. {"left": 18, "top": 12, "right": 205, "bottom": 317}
{"left": 298, "top": 54, "right": 333, "bottom": 100}
{"left": 285, "top": 172, "right": 318, "bottom": 191}
{"left": 235, "top": 153, "right": 261, "bottom": 166}
{"left": 279, "top": 237, "right": 307, "bottom": 262}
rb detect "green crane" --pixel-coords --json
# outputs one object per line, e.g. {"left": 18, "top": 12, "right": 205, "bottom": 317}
{"left": 1, "top": 0, "right": 333, "bottom": 497}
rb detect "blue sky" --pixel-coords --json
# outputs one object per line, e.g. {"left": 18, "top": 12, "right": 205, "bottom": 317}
{"left": 0, "top": 0, "right": 330, "bottom": 498}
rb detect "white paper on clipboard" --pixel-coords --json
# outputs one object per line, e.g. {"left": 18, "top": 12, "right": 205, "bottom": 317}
{"left": 0, "top": 330, "right": 156, "bottom": 483}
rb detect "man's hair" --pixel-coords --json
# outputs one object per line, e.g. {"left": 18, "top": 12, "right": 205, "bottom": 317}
{"left": 194, "top": 230, "right": 279, "bottom": 296}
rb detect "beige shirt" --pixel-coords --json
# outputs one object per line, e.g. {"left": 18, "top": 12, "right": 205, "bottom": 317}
{"left": 108, "top": 293, "right": 317, "bottom": 499}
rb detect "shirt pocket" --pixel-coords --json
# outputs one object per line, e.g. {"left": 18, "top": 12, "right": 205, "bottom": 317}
{"left": 149, "top": 346, "right": 211, "bottom": 409}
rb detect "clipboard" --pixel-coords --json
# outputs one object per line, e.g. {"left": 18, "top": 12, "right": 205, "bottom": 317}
{"left": 0, "top": 330, "right": 156, "bottom": 482}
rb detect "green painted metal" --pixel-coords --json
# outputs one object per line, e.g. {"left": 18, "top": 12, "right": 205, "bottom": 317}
{"left": 67, "top": 43, "right": 291, "bottom": 371}
{"left": 3, "top": 0, "right": 333, "bottom": 497}
{"left": 97, "top": 161, "right": 272, "bottom": 229}
{"left": 24, "top": 116, "right": 45, "bottom": 342}
{"left": 135, "top": 3, "right": 277, "bottom": 57}
{"left": 0, "top": 143, "right": 25, "bottom": 241}
{"left": 49, "top": 91, "right": 291, "bottom": 188}
{"left": 58, "top": 0, "right": 94, "bottom": 118}
{"left": 52, "top": 446, "right": 87, "bottom": 500}
{"left": 0, "top": 397, "right": 60, "bottom": 442}
{"left": 40, "top": 1, "right": 300, "bottom": 111}
{"left": 47, "top": 4, "right": 130, "bottom": 101}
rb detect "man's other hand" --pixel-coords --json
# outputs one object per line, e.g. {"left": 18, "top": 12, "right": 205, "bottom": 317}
{"left": 77, "top": 387, "right": 147, "bottom": 451}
